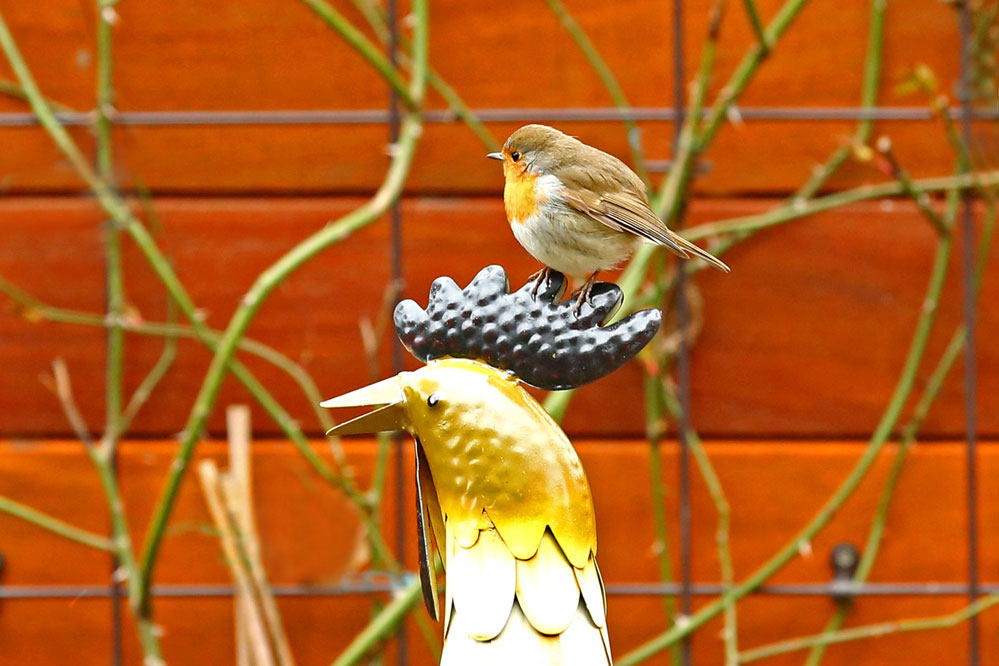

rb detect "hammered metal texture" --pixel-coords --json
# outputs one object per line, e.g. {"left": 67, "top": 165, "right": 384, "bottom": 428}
{"left": 394, "top": 265, "right": 662, "bottom": 390}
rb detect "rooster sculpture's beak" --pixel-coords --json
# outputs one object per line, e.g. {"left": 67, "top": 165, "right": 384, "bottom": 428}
{"left": 320, "top": 376, "right": 406, "bottom": 435}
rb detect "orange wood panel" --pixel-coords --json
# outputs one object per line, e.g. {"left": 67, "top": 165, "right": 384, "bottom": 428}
{"left": 0, "top": 599, "right": 114, "bottom": 665}
{"left": 0, "top": 0, "right": 962, "bottom": 111}
{"left": 0, "top": 112, "right": 984, "bottom": 195}
{"left": 1, "top": 196, "right": 996, "bottom": 438}
{"left": 0, "top": 0, "right": 978, "bottom": 194}
{"left": 1, "top": 439, "right": 997, "bottom": 664}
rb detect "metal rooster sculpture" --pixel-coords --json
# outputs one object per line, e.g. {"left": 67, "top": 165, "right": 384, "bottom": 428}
{"left": 322, "top": 265, "right": 661, "bottom": 665}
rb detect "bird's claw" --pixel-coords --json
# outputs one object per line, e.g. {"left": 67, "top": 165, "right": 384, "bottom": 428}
{"left": 528, "top": 267, "right": 552, "bottom": 299}
{"left": 569, "top": 272, "right": 599, "bottom": 317}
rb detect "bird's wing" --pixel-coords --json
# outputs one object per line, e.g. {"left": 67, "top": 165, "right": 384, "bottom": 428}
{"left": 558, "top": 165, "right": 730, "bottom": 272}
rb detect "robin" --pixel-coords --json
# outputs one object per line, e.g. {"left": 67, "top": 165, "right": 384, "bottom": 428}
{"left": 487, "top": 124, "right": 729, "bottom": 312}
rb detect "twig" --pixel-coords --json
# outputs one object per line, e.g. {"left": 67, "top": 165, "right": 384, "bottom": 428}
{"left": 875, "top": 136, "right": 949, "bottom": 235}
{"left": 95, "top": 0, "right": 127, "bottom": 461}
{"left": 0, "top": 77, "right": 75, "bottom": 112}
{"left": 0, "top": 277, "right": 349, "bottom": 473}
{"left": 697, "top": 0, "right": 817, "bottom": 150}
{"left": 652, "top": 0, "right": 817, "bottom": 219}
{"left": 739, "top": 595, "right": 999, "bottom": 662}
{"left": 0, "top": 7, "right": 389, "bottom": 641}
{"left": 44, "top": 358, "right": 164, "bottom": 661}
{"left": 642, "top": 372, "right": 684, "bottom": 666}
{"left": 656, "top": 0, "right": 725, "bottom": 223}
{"left": 932, "top": 93, "right": 998, "bottom": 205}
{"left": 0, "top": 494, "right": 114, "bottom": 552}
{"left": 543, "top": 0, "right": 650, "bottom": 186}
{"left": 218, "top": 414, "right": 298, "bottom": 666}
{"left": 117, "top": 300, "right": 179, "bottom": 434}
{"left": 684, "top": 169, "right": 999, "bottom": 241}
{"left": 660, "top": 382, "right": 738, "bottom": 666}
{"left": 198, "top": 461, "right": 278, "bottom": 666}
{"left": 618, "top": 224, "right": 954, "bottom": 665}
{"left": 229, "top": 406, "right": 255, "bottom": 666}
{"left": 330, "top": 577, "right": 423, "bottom": 666}
{"left": 296, "top": 0, "right": 417, "bottom": 111}
{"left": 740, "top": 0, "right": 772, "bottom": 53}
{"left": 95, "top": 0, "right": 114, "bottom": 181}
{"left": 347, "top": 0, "right": 499, "bottom": 151}
{"left": 45, "top": 358, "right": 96, "bottom": 449}
{"left": 805, "top": 171, "right": 997, "bottom": 666}
{"left": 546, "top": 166, "right": 999, "bottom": 421}
{"left": 137, "top": 0, "right": 428, "bottom": 605}
{"left": 793, "top": 0, "right": 886, "bottom": 201}
{"left": 0, "top": 10, "right": 337, "bottom": 468}
{"left": 802, "top": 182, "right": 960, "bottom": 666}
{"left": 140, "top": 113, "right": 423, "bottom": 587}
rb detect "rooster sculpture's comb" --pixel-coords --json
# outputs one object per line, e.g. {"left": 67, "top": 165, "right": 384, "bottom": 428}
{"left": 393, "top": 265, "right": 662, "bottom": 390}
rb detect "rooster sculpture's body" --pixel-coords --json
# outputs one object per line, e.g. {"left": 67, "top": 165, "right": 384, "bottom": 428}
{"left": 322, "top": 266, "right": 663, "bottom": 665}
{"left": 324, "top": 358, "right": 610, "bottom": 664}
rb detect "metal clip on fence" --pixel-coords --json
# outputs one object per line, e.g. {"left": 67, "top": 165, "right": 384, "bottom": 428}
{"left": 828, "top": 542, "right": 860, "bottom": 603}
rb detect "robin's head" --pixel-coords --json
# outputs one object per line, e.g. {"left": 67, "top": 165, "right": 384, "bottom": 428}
{"left": 486, "top": 124, "right": 582, "bottom": 177}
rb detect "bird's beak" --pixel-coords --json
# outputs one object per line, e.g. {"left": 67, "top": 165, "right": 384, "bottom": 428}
{"left": 321, "top": 377, "right": 406, "bottom": 435}
{"left": 486, "top": 152, "right": 504, "bottom": 161}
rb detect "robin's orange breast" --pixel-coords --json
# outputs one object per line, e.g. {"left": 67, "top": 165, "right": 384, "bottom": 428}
{"left": 503, "top": 167, "right": 548, "bottom": 224}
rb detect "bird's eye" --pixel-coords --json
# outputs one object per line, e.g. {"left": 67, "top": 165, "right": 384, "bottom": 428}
{"left": 427, "top": 393, "right": 440, "bottom": 407}
{"left": 511, "top": 151, "right": 521, "bottom": 162}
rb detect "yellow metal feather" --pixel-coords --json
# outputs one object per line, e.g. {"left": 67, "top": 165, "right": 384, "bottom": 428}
{"left": 448, "top": 524, "right": 516, "bottom": 641}
{"left": 515, "top": 529, "right": 581, "bottom": 635}
{"left": 574, "top": 556, "right": 607, "bottom": 628}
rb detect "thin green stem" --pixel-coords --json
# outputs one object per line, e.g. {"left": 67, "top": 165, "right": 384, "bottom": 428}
{"left": 739, "top": 595, "right": 999, "bottom": 662}
{"left": 805, "top": 181, "right": 996, "bottom": 666}
{"left": 655, "top": 0, "right": 724, "bottom": 223}
{"left": 0, "top": 494, "right": 114, "bottom": 552}
{"left": 697, "top": 0, "right": 815, "bottom": 150}
{"left": 296, "top": 0, "right": 417, "bottom": 111}
{"left": 543, "top": 0, "right": 649, "bottom": 186}
{"left": 551, "top": 0, "right": 835, "bottom": 435}
{"left": 0, "top": 12, "right": 376, "bottom": 583}
{"left": 331, "top": 577, "right": 422, "bottom": 666}
{"left": 139, "top": 113, "right": 424, "bottom": 590}
{"left": 0, "top": 15, "right": 400, "bottom": 645}
{"left": 95, "top": 0, "right": 114, "bottom": 181}
{"left": 0, "top": 276, "right": 346, "bottom": 466}
{"left": 643, "top": 373, "right": 683, "bottom": 666}
{"left": 660, "top": 384, "right": 737, "bottom": 666}
{"left": 876, "top": 136, "right": 948, "bottom": 235}
{"left": 684, "top": 170, "right": 999, "bottom": 242}
{"left": 118, "top": 301, "right": 179, "bottom": 434}
{"left": 619, "top": 231, "right": 953, "bottom": 665}
{"left": 792, "top": 0, "right": 886, "bottom": 201}
{"left": 639, "top": 251, "right": 736, "bottom": 663}
{"left": 93, "top": 5, "right": 147, "bottom": 651}
{"left": 545, "top": 167, "right": 997, "bottom": 423}
{"left": 47, "top": 359, "right": 163, "bottom": 661}
{"left": 96, "top": 0, "right": 126, "bottom": 462}
{"left": 137, "top": 0, "right": 428, "bottom": 606}
{"left": 347, "top": 0, "right": 499, "bottom": 151}
{"left": 740, "top": 0, "right": 772, "bottom": 52}
{"left": 0, "top": 77, "right": 75, "bottom": 111}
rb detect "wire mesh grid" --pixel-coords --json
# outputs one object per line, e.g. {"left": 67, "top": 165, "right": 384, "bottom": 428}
{"left": 0, "top": 2, "right": 988, "bottom": 665}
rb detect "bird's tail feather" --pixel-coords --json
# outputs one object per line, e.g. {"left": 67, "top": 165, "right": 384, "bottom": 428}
{"left": 663, "top": 230, "right": 731, "bottom": 273}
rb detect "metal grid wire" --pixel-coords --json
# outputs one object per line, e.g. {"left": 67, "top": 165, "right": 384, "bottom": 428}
{"left": 0, "top": 3, "right": 987, "bottom": 664}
